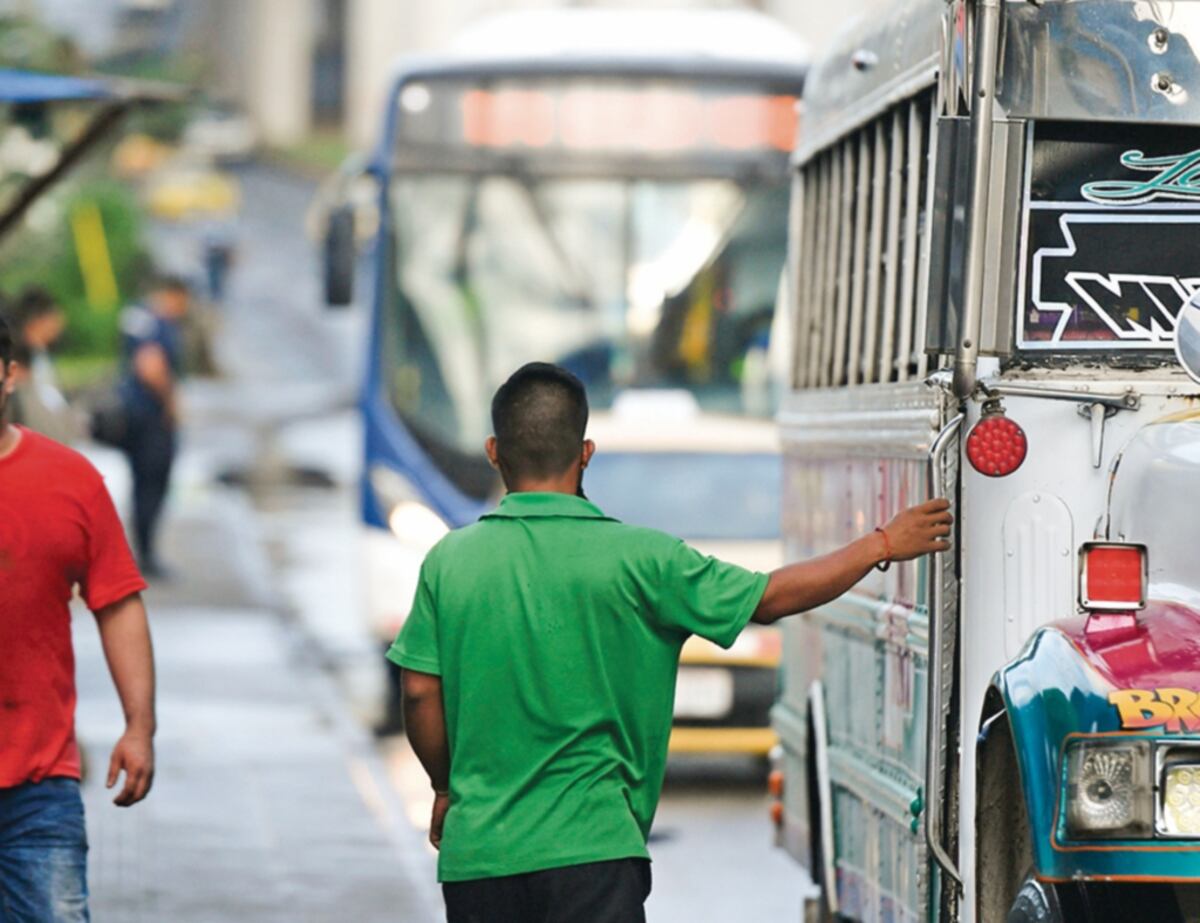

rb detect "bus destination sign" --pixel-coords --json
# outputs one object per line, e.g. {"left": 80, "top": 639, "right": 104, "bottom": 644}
{"left": 395, "top": 78, "right": 799, "bottom": 163}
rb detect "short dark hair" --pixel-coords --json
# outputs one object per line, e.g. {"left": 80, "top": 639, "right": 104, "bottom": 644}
{"left": 0, "top": 312, "right": 12, "bottom": 366}
{"left": 491, "top": 362, "right": 589, "bottom": 481}
{"left": 154, "top": 274, "right": 190, "bottom": 295}
{"left": 13, "top": 286, "right": 57, "bottom": 327}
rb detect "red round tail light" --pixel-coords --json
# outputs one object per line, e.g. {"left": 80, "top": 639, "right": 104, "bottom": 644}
{"left": 965, "top": 410, "right": 1027, "bottom": 477}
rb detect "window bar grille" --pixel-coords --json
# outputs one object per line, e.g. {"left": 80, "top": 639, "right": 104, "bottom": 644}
{"left": 896, "top": 98, "right": 924, "bottom": 382}
{"left": 879, "top": 106, "right": 905, "bottom": 383}
{"left": 805, "top": 154, "right": 830, "bottom": 388}
{"left": 831, "top": 138, "right": 854, "bottom": 386}
{"left": 846, "top": 131, "right": 871, "bottom": 385}
{"left": 797, "top": 159, "right": 821, "bottom": 387}
{"left": 787, "top": 170, "right": 806, "bottom": 390}
{"left": 817, "top": 145, "right": 843, "bottom": 387}
{"left": 861, "top": 121, "right": 888, "bottom": 385}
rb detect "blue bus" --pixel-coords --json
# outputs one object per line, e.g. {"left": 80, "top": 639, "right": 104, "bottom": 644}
{"left": 323, "top": 9, "right": 808, "bottom": 740}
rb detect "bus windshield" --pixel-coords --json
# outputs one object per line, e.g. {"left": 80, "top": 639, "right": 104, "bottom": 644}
{"left": 382, "top": 173, "right": 786, "bottom": 498}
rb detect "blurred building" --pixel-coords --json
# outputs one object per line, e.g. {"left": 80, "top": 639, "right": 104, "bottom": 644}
{"left": 10, "top": 0, "right": 879, "bottom": 150}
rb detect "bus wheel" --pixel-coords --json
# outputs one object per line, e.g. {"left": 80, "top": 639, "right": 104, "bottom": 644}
{"left": 805, "top": 899, "right": 854, "bottom": 922}
{"left": 1008, "top": 877, "right": 1184, "bottom": 923}
{"left": 802, "top": 895, "right": 846, "bottom": 923}
{"left": 803, "top": 830, "right": 845, "bottom": 922}
{"left": 1006, "top": 876, "right": 1067, "bottom": 923}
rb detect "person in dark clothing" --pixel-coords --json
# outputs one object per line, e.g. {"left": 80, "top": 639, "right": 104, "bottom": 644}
{"left": 202, "top": 225, "right": 236, "bottom": 304}
{"left": 118, "top": 276, "right": 190, "bottom": 578}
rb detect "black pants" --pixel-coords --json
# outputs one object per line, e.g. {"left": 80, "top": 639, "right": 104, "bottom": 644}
{"left": 123, "top": 413, "right": 176, "bottom": 566}
{"left": 443, "top": 858, "right": 651, "bottom": 923}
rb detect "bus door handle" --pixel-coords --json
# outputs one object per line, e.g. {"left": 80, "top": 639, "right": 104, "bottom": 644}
{"left": 924, "top": 413, "right": 964, "bottom": 892}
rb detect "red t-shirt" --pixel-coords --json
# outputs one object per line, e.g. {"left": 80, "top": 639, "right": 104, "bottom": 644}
{"left": 0, "top": 426, "right": 146, "bottom": 787}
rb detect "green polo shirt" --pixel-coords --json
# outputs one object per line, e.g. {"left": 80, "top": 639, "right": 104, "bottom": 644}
{"left": 386, "top": 491, "right": 768, "bottom": 882}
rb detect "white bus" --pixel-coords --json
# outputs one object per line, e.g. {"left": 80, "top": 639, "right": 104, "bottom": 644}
{"left": 321, "top": 10, "right": 808, "bottom": 748}
{"left": 769, "top": 1, "right": 1200, "bottom": 920}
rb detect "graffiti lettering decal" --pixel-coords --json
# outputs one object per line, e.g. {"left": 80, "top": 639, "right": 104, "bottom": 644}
{"left": 1081, "top": 149, "right": 1200, "bottom": 206}
{"left": 1109, "top": 688, "right": 1200, "bottom": 732}
{"left": 1029, "top": 213, "right": 1200, "bottom": 345}
{"left": 1065, "top": 272, "right": 1196, "bottom": 342}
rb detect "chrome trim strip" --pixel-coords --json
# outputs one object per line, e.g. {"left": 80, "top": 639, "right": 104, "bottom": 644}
{"left": 951, "top": 0, "right": 1002, "bottom": 400}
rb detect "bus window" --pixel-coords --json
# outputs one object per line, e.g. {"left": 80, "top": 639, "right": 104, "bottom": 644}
{"left": 383, "top": 174, "right": 786, "bottom": 498}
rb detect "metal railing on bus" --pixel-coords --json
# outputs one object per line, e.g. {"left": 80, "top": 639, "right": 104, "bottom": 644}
{"left": 925, "top": 412, "right": 964, "bottom": 892}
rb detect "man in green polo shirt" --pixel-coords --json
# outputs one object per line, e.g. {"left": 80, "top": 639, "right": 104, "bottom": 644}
{"left": 388, "top": 362, "right": 951, "bottom": 923}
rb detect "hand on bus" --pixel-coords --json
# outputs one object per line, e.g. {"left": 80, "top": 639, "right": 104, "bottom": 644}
{"left": 880, "top": 499, "right": 953, "bottom": 561}
{"left": 751, "top": 498, "right": 955, "bottom": 624}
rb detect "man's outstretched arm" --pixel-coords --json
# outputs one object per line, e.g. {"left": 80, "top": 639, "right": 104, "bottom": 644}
{"left": 402, "top": 669, "right": 452, "bottom": 848}
{"left": 752, "top": 498, "right": 952, "bottom": 624}
{"left": 94, "top": 593, "right": 156, "bottom": 806}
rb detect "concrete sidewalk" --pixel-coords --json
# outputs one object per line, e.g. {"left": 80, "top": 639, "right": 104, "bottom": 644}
{"left": 63, "top": 161, "right": 443, "bottom": 921}
{"left": 72, "top": 479, "right": 441, "bottom": 922}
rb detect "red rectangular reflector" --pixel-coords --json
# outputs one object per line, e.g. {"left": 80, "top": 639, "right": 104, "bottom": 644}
{"left": 1081, "top": 543, "right": 1147, "bottom": 610}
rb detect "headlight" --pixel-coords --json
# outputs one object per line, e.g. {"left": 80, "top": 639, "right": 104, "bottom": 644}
{"left": 1064, "top": 739, "right": 1154, "bottom": 839}
{"left": 369, "top": 464, "right": 449, "bottom": 550}
{"left": 1158, "top": 748, "right": 1200, "bottom": 837}
{"left": 388, "top": 501, "right": 449, "bottom": 548}
{"left": 1161, "top": 764, "right": 1200, "bottom": 835}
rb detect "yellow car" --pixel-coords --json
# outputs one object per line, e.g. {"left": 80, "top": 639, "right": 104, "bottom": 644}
{"left": 144, "top": 164, "right": 240, "bottom": 220}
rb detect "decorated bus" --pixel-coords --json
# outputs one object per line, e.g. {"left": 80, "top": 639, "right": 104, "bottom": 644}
{"left": 768, "top": 0, "right": 1200, "bottom": 920}
{"left": 321, "top": 10, "right": 808, "bottom": 749}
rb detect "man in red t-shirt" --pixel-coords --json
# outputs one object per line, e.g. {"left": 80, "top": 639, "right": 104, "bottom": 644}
{"left": 0, "top": 315, "right": 156, "bottom": 921}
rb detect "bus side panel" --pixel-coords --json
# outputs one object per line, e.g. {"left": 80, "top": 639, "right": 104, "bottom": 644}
{"left": 776, "top": 382, "right": 942, "bottom": 922}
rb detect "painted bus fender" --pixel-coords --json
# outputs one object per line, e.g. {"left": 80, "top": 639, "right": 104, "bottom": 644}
{"left": 994, "top": 626, "right": 1119, "bottom": 876}
{"left": 996, "top": 604, "right": 1200, "bottom": 880}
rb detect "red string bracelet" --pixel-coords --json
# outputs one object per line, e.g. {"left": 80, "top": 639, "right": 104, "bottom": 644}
{"left": 874, "top": 526, "right": 892, "bottom": 572}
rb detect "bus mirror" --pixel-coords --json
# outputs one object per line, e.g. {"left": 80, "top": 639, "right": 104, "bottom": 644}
{"left": 323, "top": 203, "right": 356, "bottom": 307}
{"left": 1175, "top": 291, "right": 1200, "bottom": 386}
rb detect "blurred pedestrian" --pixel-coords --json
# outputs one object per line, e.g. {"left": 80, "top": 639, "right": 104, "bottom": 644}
{"left": 4, "top": 286, "right": 80, "bottom": 444}
{"left": 0, "top": 314, "right": 157, "bottom": 922}
{"left": 201, "top": 223, "right": 236, "bottom": 304}
{"left": 118, "top": 275, "right": 189, "bottom": 578}
{"left": 391, "top": 362, "right": 952, "bottom": 923}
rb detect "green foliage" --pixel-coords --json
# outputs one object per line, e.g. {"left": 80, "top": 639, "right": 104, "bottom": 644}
{"left": 0, "top": 13, "right": 155, "bottom": 360}
{"left": 96, "top": 52, "right": 201, "bottom": 143}
{"left": 0, "top": 176, "right": 150, "bottom": 358}
{"left": 0, "top": 16, "right": 84, "bottom": 73}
